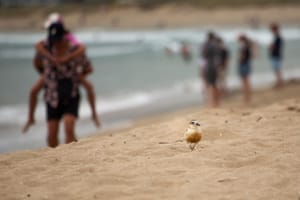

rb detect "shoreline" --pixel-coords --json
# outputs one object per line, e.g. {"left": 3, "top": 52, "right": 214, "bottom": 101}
{"left": 0, "top": 5, "right": 300, "bottom": 31}
{"left": 1, "top": 79, "right": 300, "bottom": 154}
{"left": 1, "top": 80, "right": 300, "bottom": 199}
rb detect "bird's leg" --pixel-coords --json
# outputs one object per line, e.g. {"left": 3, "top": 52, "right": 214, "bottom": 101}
{"left": 189, "top": 143, "right": 196, "bottom": 151}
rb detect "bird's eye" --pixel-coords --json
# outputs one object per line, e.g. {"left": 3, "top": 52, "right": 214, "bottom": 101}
{"left": 190, "top": 120, "right": 200, "bottom": 126}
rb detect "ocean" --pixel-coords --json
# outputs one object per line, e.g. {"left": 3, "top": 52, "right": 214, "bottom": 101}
{"left": 1, "top": 26, "right": 300, "bottom": 153}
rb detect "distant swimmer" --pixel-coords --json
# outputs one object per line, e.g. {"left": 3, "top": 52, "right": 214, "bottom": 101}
{"left": 164, "top": 41, "right": 181, "bottom": 56}
{"left": 164, "top": 41, "right": 192, "bottom": 63}
{"left": 180, "top": 41, "right": 192, "bottom": 63}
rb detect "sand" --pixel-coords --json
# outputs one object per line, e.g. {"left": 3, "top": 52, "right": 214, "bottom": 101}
{"left": 1, "top": 5, "right": 300, "bottom": 31}
{"left": 1, "top": 4, "right": 300, "bottom": 199}
{"left": 1, "top": 81, "right": 300, "bottom": 200}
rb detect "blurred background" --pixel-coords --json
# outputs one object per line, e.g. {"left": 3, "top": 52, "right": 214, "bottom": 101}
{"left": 0, "top": 0, "right": 300, "bottom": 152}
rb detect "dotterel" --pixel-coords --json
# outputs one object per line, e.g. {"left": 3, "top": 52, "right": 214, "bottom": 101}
{"left": 184, "top": 120, "right": 202, "bottom": 151}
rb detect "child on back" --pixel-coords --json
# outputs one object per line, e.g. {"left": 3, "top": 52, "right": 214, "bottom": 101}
{"left": 23, "top": 13, "right": 100, "bottom": 133}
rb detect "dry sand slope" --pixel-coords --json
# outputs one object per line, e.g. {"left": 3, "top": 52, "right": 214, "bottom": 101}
{"left": 1, "top": 90, "right": 300, "bottom": 199}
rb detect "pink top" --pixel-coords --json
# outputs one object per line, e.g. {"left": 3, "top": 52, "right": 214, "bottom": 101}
{"left": 66, "top": 33, "right": 81, "bottom": 46}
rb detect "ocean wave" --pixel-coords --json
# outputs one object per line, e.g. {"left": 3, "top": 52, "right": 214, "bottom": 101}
{"left": 0, "top": 46, "right": 146, "bottom": 59}
{"left": 87, "top": 46, "right": 146, "bottom": 57}
{"left": 0, "top": 27, "right": 299, "bottom": 60}
{"left": 0, "top": 80, "right": 200, "bottom": 126}
{"left": 0, "top": 92, "right": 154, "bottom": 125}
{"left": 0, "top": 27, "right": 299, "bottom": 46}
{"left": 1, "top": 68, "right": 300, "bottom": 126}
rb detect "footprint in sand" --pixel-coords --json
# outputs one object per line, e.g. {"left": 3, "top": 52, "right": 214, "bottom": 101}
{"left": 202, "top": 127, "right": 236, "bottom": 141}
{"left": 205, "top": 155, "right": 266, "bottom": 169}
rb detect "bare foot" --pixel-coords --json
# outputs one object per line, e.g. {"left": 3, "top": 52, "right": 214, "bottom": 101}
{"left": 22, "top": 118, "right": 35, "bottom": 133}
{"left": 92, "top": 114, "right": 101, "bottom": 128}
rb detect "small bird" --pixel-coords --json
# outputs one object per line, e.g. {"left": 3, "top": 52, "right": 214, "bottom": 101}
{"left": 184, "top": 120, "right": 202, "bottom": 151}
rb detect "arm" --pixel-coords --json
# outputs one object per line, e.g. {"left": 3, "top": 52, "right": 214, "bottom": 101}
{"left": 239, "top": 49, "right": 246, "bottom": 64}
{"left": 35, "top": 41, "right": 56, "bottom": 63}
{"left": 69, "top": 43, "right": 86, "bottom": 59}
{"left": 59, "top": 43, "right": 86, "bottom": 63}
{"left": 79, "top": 56, "right": 93, "bottom": 77}
{"left": 33, "top": 54, "right": 44, "bottom": 74}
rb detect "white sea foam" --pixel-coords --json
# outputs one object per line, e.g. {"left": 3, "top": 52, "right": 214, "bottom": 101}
{"left": 0, "top": 45, "right": 147, "bottom": 59}
{"left": 0, "top": 27, "right": 299, "bottom": 45}
{"left": 0, "top": 27, "right": 299, "bottom": 59}
{"left": 0, "top": 80, "right": 198, "bottom": 126}
{"left": 2, "top": 66, "right": 300, "bottom": 126}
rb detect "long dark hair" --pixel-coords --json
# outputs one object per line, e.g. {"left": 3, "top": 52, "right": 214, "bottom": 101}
{"left": 47, "top": 22, "right": 67, "bottom": 52}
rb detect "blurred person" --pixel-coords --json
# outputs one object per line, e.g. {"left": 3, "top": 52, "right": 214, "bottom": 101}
{"left": 24, "top": 23, "right": 94, "bottom": 147}
{"left": 199, "top": 36, "right": 209, "bottom": 99}
{"left": 269, "top": 23, "right": 284, "bottom": 89}
{"left": 201, "top": 32, "right": 220, "bottom": 107}
{"left": 216, "top": 37, "right": 229, "bottom": 95}
{"left": 180, "top": 41, "right": 192, "bottom": 63}
{"left": 237, "top": 34, "right": 253, "bottom": 104}
{"left": 37, "top": 12, "right": 85, "bottom": 67}
{"left": 23, "top": 14, "right": 100, "bottom": 134}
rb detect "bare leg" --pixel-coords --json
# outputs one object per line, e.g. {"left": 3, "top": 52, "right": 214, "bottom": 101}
{"left": 242, "top": 77, "right": 251, "bottom": 104}
{"left": 200, "top": 68, "right": 208, "bottom": 102}
{"left": 79, "top": 77, "right": 100, "bottom": 127}
{"left": 218, "top": 69, "right": 227, "bottom": 96}
{"left": 47, "top": 120, "right": 59, "bottom": 148}
{"left": 64, "top": 114, "right": 77, "bottom": 144}
{"left": 275, "top": 70, "right": 284, "bottom": 88}
{"left": 23, "top": 77, "right": 44, "bottom": 133}
{"left": 210, "top": 85, "right": 220, "bottom": 108}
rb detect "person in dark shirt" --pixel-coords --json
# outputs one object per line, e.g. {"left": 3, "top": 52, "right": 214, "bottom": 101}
{"left": 216, "top": 37, "right": 229, "bottom": 95}
{"left": 269, "top": 23, "right": 284, "bottom": 88}
{"left": 201, "top": 32, "right": 220, "bottom": 107}
{"left": 238, "top": 34, "right": 253, "bottom": 104}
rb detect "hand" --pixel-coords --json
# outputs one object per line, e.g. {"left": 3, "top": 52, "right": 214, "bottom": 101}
{"left": 57, "top": 55, "right": 71, "bottom": 64}
{"left": 22, "top": 118, "right": 35, "bottom": 133}
{"left": 49, "top": 56, "right": 60, "bottom": 65}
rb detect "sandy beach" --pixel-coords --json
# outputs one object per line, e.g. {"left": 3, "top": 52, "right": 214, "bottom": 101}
{"left": 1, "top": 3, "right": 300, "bottom": 199}
{"left": 1, "top": 5, "right": 300, "bottom": 31}
{"left": 1, "top": 81, "right": 300, "bottom": 199}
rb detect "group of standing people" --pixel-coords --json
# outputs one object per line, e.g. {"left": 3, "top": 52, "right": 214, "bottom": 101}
{"left": 23, "top": 13, "right": 100, "bottom": 147}
{"left": 200, "top": 23, "right": 284, "bottom": 107}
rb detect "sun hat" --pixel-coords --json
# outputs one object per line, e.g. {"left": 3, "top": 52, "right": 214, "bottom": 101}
{"left": 44, "top": 12, "right": 63, "bottom": 29}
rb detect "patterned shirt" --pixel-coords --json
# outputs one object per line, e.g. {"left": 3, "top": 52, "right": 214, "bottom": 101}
{"left": 36, "top": 45, "right": 91, "bottom": 108}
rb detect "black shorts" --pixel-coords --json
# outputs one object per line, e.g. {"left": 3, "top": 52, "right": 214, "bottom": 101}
{"left": 205, "top": 66, "right": 218, "bottom": 86}
{"left": 46, "top": 95, "right": 80, "bottom": 121}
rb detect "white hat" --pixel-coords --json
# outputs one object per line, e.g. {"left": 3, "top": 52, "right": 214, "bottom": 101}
{"left": 44, "top": 12, "right": 63, "bottom": 29}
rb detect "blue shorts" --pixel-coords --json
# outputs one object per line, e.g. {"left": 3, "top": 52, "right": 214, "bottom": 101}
{"left": 238, "top": 62, "right": 251, "bottom": 78}
{"left": 271, "top": 57, "right": 282, "bottom": 72}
